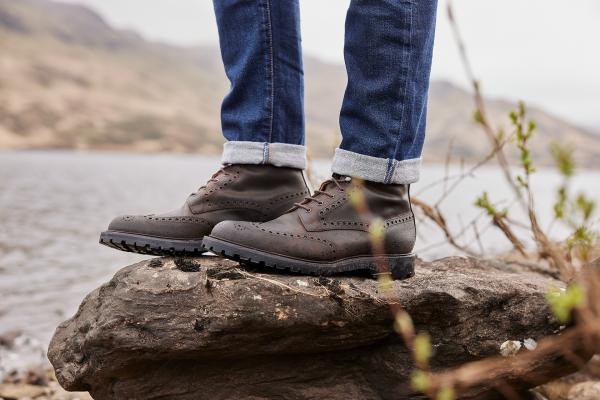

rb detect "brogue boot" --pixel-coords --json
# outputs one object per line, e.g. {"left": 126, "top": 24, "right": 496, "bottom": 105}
{"left": 100, "top": 164, "right": 310, "bottom": 255}
{"left": 204, "top": 175, "right": 416, "bottom": 279}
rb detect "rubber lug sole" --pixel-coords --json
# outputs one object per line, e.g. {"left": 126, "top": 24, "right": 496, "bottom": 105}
{"left": 99, "top": 231, "right": 206, "bottom": 256}
{"left": 202, "top": 236, "right": 415, "bottom": 280}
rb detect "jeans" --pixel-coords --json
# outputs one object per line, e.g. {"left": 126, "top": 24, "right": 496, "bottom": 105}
{"left": 213, "top": 0, "right": 437, "bottom": 184}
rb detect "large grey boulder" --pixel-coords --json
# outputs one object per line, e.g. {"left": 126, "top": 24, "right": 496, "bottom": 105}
{"left": 48, "top": 256, "right": 568, "bottom": 399}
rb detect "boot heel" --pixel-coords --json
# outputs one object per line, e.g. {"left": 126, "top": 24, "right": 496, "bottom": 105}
{"left": 372, "top": 254, "right": 416, "bottom": 280}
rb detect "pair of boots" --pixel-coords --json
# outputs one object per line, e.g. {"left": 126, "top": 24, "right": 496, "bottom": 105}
{"left": 100, "top": 165, "right": 416, "bottom": 279}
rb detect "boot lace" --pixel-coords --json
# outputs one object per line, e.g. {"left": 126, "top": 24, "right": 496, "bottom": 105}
{"left": 192, "top": 164, "right": 232, "bottom": 195}
{"left": 294, "top": 176, "right": 351, "bottom": 213}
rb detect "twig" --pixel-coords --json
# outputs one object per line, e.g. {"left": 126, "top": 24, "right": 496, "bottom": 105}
{"left": 426, "top": 327, "right": 595, "bottom": 398}
{"left": 447, "top": 1, "right": 526, "bottom": 211}
{"left": 412, "top": 197, "right": 477, "bottom": 256}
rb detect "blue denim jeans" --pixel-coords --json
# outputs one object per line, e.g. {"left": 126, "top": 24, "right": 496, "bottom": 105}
{"left": 214, "top": 0, "right": 437, "bottom": 183}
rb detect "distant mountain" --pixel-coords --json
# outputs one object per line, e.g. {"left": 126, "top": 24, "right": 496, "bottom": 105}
{"left": 2, "top": 0, "right": 600, "bottom": 168}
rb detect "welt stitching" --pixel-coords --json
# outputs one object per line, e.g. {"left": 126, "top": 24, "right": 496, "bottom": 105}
{"left": 205, "top": 191, "right": 308, "bottom": 208}
{"left": 200, "top": 200, "right": 270, "bottom": 218}
{"left": 384, "top": 214, "right": 414, "bottom": 227}
{"left": 144, "top": 217, "right": 211, "bottom": 225}
{"left": 207, "top": 200, "right": 260, "bottom": 206}
{"left": 253, "top": 223, "right": 335, "bottom": 248}
{"left": 267, "top": 190, "right": 309, "bottom": 205}
{"left": 321, "top": 214, "right": 413, "bottom": 228}
{"left": 321, "top": 220, "right": 369, "bottom": 228}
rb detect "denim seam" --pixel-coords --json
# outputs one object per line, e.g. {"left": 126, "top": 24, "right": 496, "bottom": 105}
{"left": 390, "top": 1, "right": 415, "bottom": 165}
{"left": 384, "top": 159, "right": 393, "bottom": 184}
{"left": 387, "top": 159, "right": 398, "bottom": 184}
{"left": 262, "top": 143, "right": 269, "bottom": 164}
{"left": 263, "top": 0, "right": 275, "bottom": 143}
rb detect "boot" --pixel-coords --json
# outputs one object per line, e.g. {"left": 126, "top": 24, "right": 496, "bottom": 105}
{"left": 100, "top": 164, "right": 310, "bottom": 256}
{"left": 203, "top": 174, "right": 416, "bottom": 279}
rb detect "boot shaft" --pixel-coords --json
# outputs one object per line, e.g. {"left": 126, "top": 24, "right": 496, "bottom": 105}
{"left": 188, "top": 164, "right": 310, "bottom": 218}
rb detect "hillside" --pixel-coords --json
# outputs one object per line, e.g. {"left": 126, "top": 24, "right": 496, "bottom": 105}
{"left": 1, "top": 0, "right": 600, "bottom": 167}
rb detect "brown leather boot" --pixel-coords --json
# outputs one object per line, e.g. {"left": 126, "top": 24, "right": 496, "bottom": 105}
{"left": 203, "top": 175, "right": 416, "bottom": 279}
{"left": 100, "top": 164, "right": 310, "bottom": 256}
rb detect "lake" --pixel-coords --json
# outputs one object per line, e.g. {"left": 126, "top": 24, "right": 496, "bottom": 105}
{"left": 0, "top": 150, "right": 598, "bottom": 375}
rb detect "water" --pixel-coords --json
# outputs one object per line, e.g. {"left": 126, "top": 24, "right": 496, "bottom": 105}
{"left": 0, "top": 150, "right": 599, "bottom": 373}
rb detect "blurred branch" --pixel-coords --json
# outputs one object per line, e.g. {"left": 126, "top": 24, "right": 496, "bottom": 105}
{"left": 447, "top": 1, "right": 526, "bottom": 211}
{"left": 424, "top": 259, "right": 600, "bottom": 398}
{"left": 411, "top": 197, "right": 478, "bottom": 256}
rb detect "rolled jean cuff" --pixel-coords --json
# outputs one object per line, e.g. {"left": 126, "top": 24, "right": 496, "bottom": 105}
{"left": 331, "top": 148, "right": 421, "bottom": 184}
{"left": 221, "top": 141, "right": 307, "bottom": 170}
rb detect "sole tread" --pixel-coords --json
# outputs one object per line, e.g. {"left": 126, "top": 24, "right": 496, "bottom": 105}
{"left": 100, "top": 231, "right": 207, "bottom": 257}
{"left": 203, "top": 236, "right": 415, "bottom": 280}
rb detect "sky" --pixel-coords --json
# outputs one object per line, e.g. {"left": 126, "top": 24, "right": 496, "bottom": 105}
{"left": 60, "top": 0, "right": 600, "bottom": 132}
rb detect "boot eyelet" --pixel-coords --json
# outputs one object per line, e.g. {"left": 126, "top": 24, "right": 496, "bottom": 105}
{"left": 306, "top": 209, "right": 312, "bottom": 213}
{"left": 318, "top": 202, "right": 324, "bottom": 206}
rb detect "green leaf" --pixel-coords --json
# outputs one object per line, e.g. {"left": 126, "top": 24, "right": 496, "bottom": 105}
{"left": 575, "top": 194, "right": 596, "bottom": 221}
{"left": 553, "top": 186, "right": 567, "bottom": 219}
{"left": 550, "top": 142, "right": 575, "bottom": 177}
{"left": 545, "top": 284, "right": 586, "bottom": 323}
{"left": 437, "top": 387, "right": 456, "bottom": 400}
{"left": 509, "top": 103, "right": 536, "bottom": 176}
{"left": 393, "top": 311, "right": 414, "bottom": 337}
{"left": 473, "top": 109, "right": 484, "bottom": 125}
{"left": 377, "top": 272, "right": 393, "bottom": 293}
{"left": 474, "top": 192, "right": 498, "bottom": 216}
{"left": 411, "top": 370, "right": 429, "bottom": 393}
{"left": 413, "top": 332, "right": 432, "bottom": 367}
{"left": 368, "top": 218, "right": 385, "bottom": 242}
{"left": 347, "top": 187, "right": 365, "bottom": 210}
{"left": 518, "top": 101, "right": 526, "bottom": 117}
{"left": 527, "top": 120, "right": 537, "bottom": 135}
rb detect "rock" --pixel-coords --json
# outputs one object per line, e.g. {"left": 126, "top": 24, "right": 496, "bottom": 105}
{"left": 568, "top": 381, "right": 600, "bottom": 400}
{"left": 49, "top": 256, "right": 567, "bottom": 400}
{"left": 0, "top": 330, "right": 22, "bottom": 349}
{"left": 500, "top": 340, "right": 522, "bottom": 357}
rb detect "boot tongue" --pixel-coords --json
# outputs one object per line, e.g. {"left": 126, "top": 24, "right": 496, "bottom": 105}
{"left": 193, "top": 165, "right": 231, "bottom": 195}
{"left": 286, "top": 175, "right": 351, "bottom": 214}
{"left": 324, "top": 174, "right": 351, "bottom": 189}
{"left": 311, "top": 174, "right": 351, "bottom": 196}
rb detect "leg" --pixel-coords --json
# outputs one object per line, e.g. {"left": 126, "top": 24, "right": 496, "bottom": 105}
{"left": 100, "top": 1, "right": 311, "bottom": 255}
{"left": 206, "top": 0, "right": 438, "bottom": 278}
{"left": 334, "top": 0, "right": 438, "bottom": 184}
{"left": 213, "top": 0, "right": 306, "bottom": 169}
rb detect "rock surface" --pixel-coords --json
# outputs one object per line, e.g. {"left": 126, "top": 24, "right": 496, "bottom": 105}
{"left": 49, "top": 256, "right": 566, "bottom": 400}
{"left": 536, "top": 355, "right": 600, "bottom": 400}
{"left": 568, "top": 382, "right": 600, "bottom": 400}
